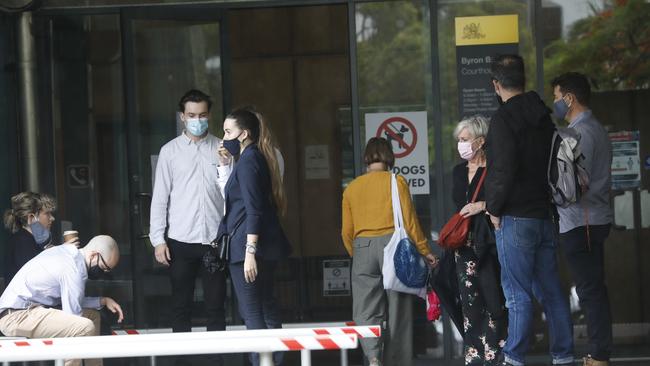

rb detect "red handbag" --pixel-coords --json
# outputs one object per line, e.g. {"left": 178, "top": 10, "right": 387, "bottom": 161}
{"left": 438, "top": 168, "right": 487, "bottom": 250}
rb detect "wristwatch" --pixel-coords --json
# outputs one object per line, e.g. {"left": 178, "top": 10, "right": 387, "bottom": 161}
{"left": 245, "top": 244, "right": 257, "bottom": 254}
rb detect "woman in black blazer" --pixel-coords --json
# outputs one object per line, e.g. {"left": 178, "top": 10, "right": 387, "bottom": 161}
{"left": 217, "top": 108, "right": 291, "bottom": 365}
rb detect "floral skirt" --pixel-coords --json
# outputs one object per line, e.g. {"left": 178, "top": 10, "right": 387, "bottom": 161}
{"left": 455, "top": 245, "right": 506, "bottom": 365}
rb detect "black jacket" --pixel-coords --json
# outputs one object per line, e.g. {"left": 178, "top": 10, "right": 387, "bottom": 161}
{"left": 485, "top": 91, "right": 555, "bottom": 218}
{"left": 217, "top": 144, "right": 292, "bottom": 263}
{"left": 451, "top": 162, "right": 504, "bottom": 317}
{"left": 4, "top": 228, "right": 43, "bottom": 284}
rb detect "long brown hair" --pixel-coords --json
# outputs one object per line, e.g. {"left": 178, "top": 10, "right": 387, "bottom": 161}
{"left": 227, "top": 107, "right": 286, "bottom": 216}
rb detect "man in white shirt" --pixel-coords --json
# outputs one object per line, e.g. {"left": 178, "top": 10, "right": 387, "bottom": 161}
{"left": 0, "top": 235, "right": 123, "bottom": 366}
{"left": 149, "top": 90, "right": 231, "bottom": 358}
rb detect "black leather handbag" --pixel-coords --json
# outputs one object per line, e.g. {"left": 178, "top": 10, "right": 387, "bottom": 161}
{"left": 203, "top": 218, "right": 244, "bottom": 273}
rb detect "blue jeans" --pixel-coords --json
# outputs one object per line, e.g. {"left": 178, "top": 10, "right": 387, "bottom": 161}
{"left": 495, "top": 216, "right": 574, "bottom": 366}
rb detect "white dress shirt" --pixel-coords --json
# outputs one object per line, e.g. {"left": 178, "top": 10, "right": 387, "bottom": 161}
{"left": 149, "top": 132, "right": 231, "bottom": 246}
{"left": 0, "top": 245, "right": 101, "bottom": 317}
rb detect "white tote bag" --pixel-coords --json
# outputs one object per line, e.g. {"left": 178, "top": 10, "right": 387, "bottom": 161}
{"left": 382, "top": 174, "right": 427, "bottom": 299}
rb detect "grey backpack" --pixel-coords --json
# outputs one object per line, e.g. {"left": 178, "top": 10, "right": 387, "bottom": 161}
{"left": 547, "top": 127, "right": 590, "bottom": 208}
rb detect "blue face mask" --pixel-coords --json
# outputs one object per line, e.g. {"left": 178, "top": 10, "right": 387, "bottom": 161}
{"left": 186, "top": 117, "right": 209, "bottom": 137}
{"left": 223, "top": 132, "right": 243, "bottom": 157}
{"left": 29, "top": 220, "right": 51, "bottom": 248}
{"left": 553, "top": 98, "right": 569, "bottom": 120}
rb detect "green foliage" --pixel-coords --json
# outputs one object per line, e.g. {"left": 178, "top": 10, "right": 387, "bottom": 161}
{"left": 356, "top": 1, "right": 428, "bottom": 106}
{"left": 543, "top": 0, "right": 650, "bottom": 94}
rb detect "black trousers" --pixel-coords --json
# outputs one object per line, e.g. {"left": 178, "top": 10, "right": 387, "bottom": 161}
{"left": 560, "top": 224, "right": 612, "bottom": 361}
{"left": 167, "top": 239, "right": 227, "bottom": 332}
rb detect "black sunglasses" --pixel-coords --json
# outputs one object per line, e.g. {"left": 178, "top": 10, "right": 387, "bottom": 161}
{"left": 97, "top": 254, "right": 112, "bottom": 273}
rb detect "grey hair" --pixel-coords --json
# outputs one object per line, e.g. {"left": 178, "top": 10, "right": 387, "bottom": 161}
{"left": 453, "top": 115, "right": 490, "bottom": 140}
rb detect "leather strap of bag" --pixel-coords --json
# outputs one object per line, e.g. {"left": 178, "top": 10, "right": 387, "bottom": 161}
{"left": 229, "top": 216, "right": 245, "bottom": 238}
{"left": 469, "top": 168, "right": 488, "bottom": 203}
{"left": 210, "top": 216, "right": 245, "bottom": 247}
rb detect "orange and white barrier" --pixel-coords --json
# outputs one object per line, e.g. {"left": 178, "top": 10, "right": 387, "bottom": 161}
{"left": 110, "top": 321, "right": 360, "bottom": 335}
{"left": 110, "top": 324, "right": 380, "bottom": 339}
{"left": 0, "top": 326, "right": 378, "bottom": 366}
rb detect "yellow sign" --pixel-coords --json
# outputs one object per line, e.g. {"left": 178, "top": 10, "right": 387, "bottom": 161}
{"left": 455, "top": 15, "right": 519, "bottom": 46}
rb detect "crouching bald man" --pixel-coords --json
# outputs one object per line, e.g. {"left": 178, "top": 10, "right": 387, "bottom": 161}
{"left": 0, "top": 235, "right": 123, "bottom": 366}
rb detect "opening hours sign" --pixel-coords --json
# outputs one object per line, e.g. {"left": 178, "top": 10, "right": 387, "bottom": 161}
{"left": 365, "top": 111, "right": 430, "bottom": 195}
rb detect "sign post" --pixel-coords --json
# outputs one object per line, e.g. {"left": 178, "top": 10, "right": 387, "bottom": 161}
{"left": 455, "top": 15, "right": 519, "bottom": 118}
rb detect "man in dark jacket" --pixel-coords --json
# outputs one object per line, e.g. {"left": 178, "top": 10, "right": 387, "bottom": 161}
{"left": 485, "top": 54, "right": 574, "bottom": 366}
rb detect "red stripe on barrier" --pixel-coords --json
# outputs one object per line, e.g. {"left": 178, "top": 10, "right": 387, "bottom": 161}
{"left": 15, "top": 341, "right": 30, "bottom": 347}
{"left": 370, "top": 327, "right": 381, "bottom": 337}
{"left": 281, "top": 339, "right": 303, "bottom": 351}
{"left": 43, "top": 340, "right": 53, "bottom": 345}
{"left": 126, "top": 329, "right": 139, "bottom": 335}
{"left": 316, "top": 337, "right": 339, "bottom": 349}
{"left": 342, "top": 328, "right": 361, "bottom": 337}
{"left": 313, "top": 329, "right": 329, "bottom": 335}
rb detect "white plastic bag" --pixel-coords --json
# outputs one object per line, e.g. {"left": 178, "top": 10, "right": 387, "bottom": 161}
{"left": 382, "top": 174, "right": 427, "bottom": 299}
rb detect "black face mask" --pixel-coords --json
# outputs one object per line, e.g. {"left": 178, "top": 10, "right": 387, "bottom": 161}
{"left": 87, "top": 256, "right": 109, "bottom": 280}
{"left": 88, "top": 266, "right": 106, "bottom": 280}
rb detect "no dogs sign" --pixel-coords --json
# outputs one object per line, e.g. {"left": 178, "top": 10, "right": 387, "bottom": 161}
{"left": 365, "top": 111, "right": 430, "bottom": 195}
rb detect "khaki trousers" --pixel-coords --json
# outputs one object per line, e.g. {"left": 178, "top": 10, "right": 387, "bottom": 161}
{"left": 352, "top": 234, "right": 413, "bottom": 366}
{"left": 0, "top": 306, "right": 103, "bottom": 366}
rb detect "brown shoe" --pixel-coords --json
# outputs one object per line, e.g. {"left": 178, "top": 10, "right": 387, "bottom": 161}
{"left": 583, "top": 355, "right": 609, "bottom": 366}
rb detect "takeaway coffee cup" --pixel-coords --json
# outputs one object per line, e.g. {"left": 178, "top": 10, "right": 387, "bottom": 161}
{"left": 63, "top": 230, "right": 79, "bottom": 242}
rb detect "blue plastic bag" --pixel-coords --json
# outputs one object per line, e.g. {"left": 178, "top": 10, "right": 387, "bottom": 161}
{"left": 394, "top": 237, "right": 428, "bottom": 288}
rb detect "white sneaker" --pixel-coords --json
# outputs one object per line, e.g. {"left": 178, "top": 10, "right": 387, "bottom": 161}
{"left": 369, "top": 358, "right": 381, "bottom": 366}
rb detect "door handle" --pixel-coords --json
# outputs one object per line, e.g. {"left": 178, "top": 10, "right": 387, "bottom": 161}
{"left": 134, "top": 192, "right": 152, "bottom": 240}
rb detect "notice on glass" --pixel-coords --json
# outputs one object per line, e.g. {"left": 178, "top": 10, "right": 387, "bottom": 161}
{"left": 323, "top": 259, "right": 351, "bottom": 297}
{"left": 365, "top": 111, "right": 430, "bottom": 195}
{"left": 610, "top": 131, "right": 641, "bottom": 190}
{"left": 305, "top": 145, "right": 330, "bottom": 180}
{"left": 455, "top": 15, "right": 519, "bottom": 119}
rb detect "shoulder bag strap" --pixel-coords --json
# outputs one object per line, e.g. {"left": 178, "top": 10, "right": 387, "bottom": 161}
{"left": 229, "top": 216, "right": 245, "bottom": 237}
{"left": 470, "top": 168, "right": 488, "bottom": 203}
{"left": 391, "top": 174, "right": 406, "bottom": 230}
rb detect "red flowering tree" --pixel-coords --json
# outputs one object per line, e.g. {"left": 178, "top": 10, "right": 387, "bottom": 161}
{"left": 544, "top": 0, "right": 650, "bottom": 92}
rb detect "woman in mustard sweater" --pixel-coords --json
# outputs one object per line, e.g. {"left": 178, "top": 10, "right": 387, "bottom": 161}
{"left": 341, "top": 137, "right": 437, "bottom": 366}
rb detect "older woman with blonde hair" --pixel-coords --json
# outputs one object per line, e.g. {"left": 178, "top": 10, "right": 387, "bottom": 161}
{"left": 448, "top": 115, "right": 506, "bottom": 365}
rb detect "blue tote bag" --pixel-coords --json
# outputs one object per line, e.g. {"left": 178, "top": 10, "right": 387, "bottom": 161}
{"left": 382, "top": 174, "right": 428, "bottom": 298}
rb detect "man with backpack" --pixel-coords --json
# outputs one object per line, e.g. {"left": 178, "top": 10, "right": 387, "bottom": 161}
{"left": 552, "top": 72, "right": 614, "bottom": 366}
{"left": 485, "top": 54, "right": 574, "bottom": 366}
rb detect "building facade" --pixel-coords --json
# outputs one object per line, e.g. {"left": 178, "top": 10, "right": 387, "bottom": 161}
{"left": 0, "top": 0, "right": 649, "bottom": 364}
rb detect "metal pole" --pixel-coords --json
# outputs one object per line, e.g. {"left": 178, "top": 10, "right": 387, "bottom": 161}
{"left": 259, "top": 352, "right": 273, "bottom": 366}
{"left": 340, "top": 349, "right": 348, "bottom": 366}
{"left": 16, "top": 11, "right": 41, "bottom": 192}
{"left": 150, "top": 355, "right": 156, "bottom": 366}
{"left": 300, "top": 349, "right": 311, "bottom": 366}
{"left": 54, "top": 360, "right": 64, "bottom": 366}
{"left": 347, "top": 0, "right": 362, "bottom": 177}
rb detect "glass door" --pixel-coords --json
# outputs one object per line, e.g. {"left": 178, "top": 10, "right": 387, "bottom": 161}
{"left": 121, "top": 7, "right": 225, "bottom": 328}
